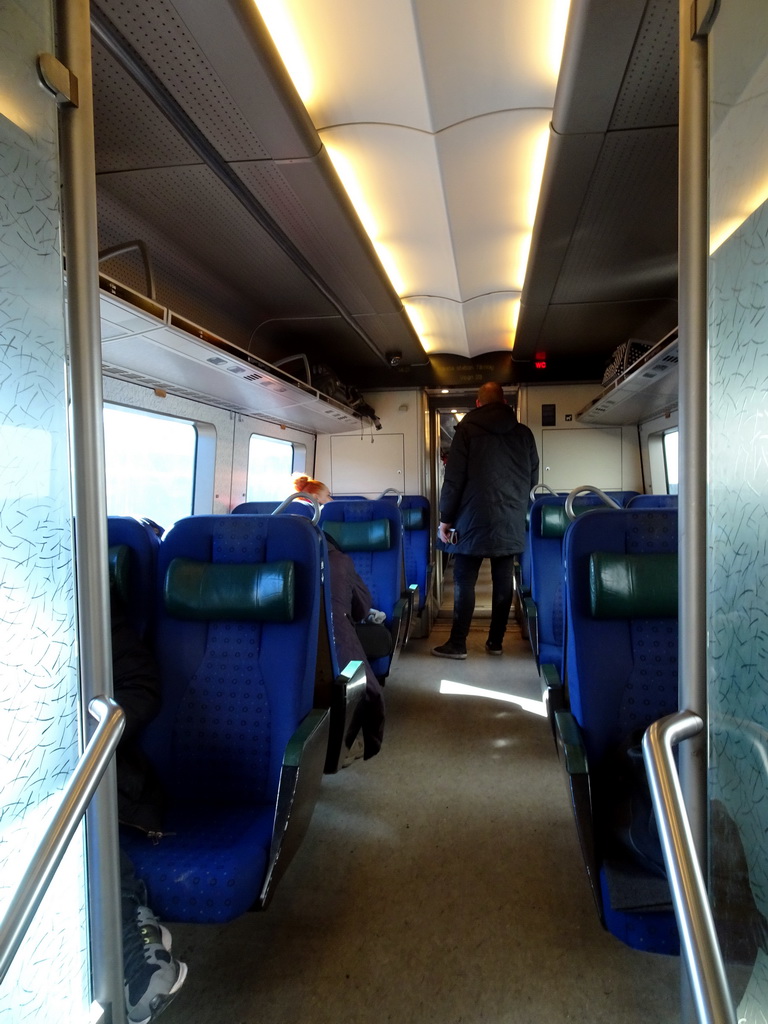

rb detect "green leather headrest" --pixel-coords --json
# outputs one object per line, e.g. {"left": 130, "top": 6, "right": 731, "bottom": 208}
{"left": 541, "top": 505, "right": 569, "bottom": 538}
{"left": 401, "top": 507, "right": 427, "bottom": 530}
{"left": 589, "top": 552, "right": 678, "bottom": 618}
{"left": 164, "top": 558, "right": 295, "bottom": 621}
{"left": 541, "top": 504, "right": 602, "bottom": 538}
{"left": 322, "top": 518, "right": 391, "bottom": 552}
{"left": 108, "top": 544, "right": 131, "bottom": 604}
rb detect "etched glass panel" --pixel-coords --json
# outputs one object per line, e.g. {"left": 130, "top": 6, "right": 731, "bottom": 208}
{"left": 0, "top": 1, "right": 91, "bottom": 1019}
{"left": 707, "top": 2, "right": 768, "bottom": 1019}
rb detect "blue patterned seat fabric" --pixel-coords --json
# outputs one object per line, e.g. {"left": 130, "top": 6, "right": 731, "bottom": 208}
{"left": 561, "top": 507, "right": 679, "bottom": 955}
{"left": 121, "top": 513, "right": 324, "bottom": 923}
{"left": 319, "top": 499, "right": 407, "bottom": 680}
{"left": 528, "top": 492, "right": 639, "bottom": 675}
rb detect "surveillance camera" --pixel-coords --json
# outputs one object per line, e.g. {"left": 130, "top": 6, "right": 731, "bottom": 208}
{"left": 387, "top": 351, "right": 402, "bottom": 367}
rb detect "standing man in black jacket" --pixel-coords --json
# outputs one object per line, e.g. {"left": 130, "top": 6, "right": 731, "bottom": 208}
{"left": 433, "top": 381, "right": 539, "bottom": 659}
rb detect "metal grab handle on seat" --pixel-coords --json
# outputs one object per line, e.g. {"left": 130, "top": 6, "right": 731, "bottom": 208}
{"left": 530, "top": 483, "right": 557, "bottom": 501}
{"left": 273, "top": 491, "right": 321, "bottom": 524}
{"left": 564, "top": 484, "right": 621, "bottom": 520}
{"left": 0, "top": 696, "right": 125, "bottom": 984}
{"left": 378, "top": 488, "right": 402, "bottom": 506}
{"left": 642, "top": 711, "right": 735, "bottom": 1024}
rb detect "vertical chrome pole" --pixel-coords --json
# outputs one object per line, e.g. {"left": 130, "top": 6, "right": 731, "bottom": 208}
{"left": 678, "top": 0, "right": 712, "bottom": 1020}
{"left": 56, "top": 2, "right": 125, "bottom": 1021}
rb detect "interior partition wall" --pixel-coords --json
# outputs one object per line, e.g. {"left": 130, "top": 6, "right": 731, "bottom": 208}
{"left": 0, "top": 1, "right": 92, "bottom": 1018}
{"left": 0, "top": 0, "right": 122, "bottom": 1020}
{"left": 705, "top": 2, "right": 768, "bottom": 1021}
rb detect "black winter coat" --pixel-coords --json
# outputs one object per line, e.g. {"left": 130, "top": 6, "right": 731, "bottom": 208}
{"left": 440, "top": 401, "right": 539, "bottom": 556}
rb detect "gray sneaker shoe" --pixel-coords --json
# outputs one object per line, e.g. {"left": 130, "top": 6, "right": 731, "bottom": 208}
{"left": 124, "top": 901, "right": 187, "bottom": 1023}
{"left": 431, "top": 641, "right": 467, "bottom": 659}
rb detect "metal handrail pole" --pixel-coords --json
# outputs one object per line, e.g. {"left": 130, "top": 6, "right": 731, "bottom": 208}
{"left": 643, "top": 711, "right": 735, "bottom": 1024}
{"left": 0, "top": 697, "right": 124, "bottom": 985}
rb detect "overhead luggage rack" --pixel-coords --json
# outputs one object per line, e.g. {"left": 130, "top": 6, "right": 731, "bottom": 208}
{"left": 97, "top": 274, "right": 364, "bottom": 432}
{"left": 577, "top": 327, "right": 679, "bottom": 426}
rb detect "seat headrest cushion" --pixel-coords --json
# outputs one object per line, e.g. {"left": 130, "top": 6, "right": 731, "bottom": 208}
{"left": 322, "top": 518, "right": 391, "bottom": 551}
{"left": 541, "top": 505, "right": 569, "bottom": 538}
{"left": 164, "top": 558, "right": 295, "bottom": 621}
{"left": 108, "top": 544, "right": 131, "bottom": 604}
{"left": 590, "top": 552, "right": 678, "bottom": 619}
{"left": 401, "top": 507, "right": 427, "bottom": 530}
{"left": 540, "top": 503, "right": 598, "bottom": 538}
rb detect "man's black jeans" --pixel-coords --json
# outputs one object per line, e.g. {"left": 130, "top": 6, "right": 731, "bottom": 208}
{"left": 449, "top": 553, "right": 517, "bottom": 647}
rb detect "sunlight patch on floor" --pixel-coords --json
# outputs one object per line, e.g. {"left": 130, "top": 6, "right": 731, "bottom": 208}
{"left": 439, "top": 679, "right": 547, "bottom": 718}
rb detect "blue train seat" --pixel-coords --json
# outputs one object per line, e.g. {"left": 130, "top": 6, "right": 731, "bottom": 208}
{"left": 312, "top": 526, "right": 368, "bottom": 774}
{"left": 319, "top": 499, "right": 409, "bottom": 680}
{"left": 378, "top": 492, "right": 424, "bottom": 641}
{"left": 232, "top": 498, "right": 365, "bottom": 768}
{"left": 526, "top": 490, "right": 639, "bottom": 725}
{"left": 232, "top": 496, "right": 315, "bottom": 519}
{"left": 107, "top": 516, "right": 161, "bottom": 641}
{"left": 555, "top": 507, "right": 679, "bottom": 954}
{"left": 121, "top": 513, "right": 330, "bottom": 922}
{"left": 626, "top": 494, "right": 678, "bottom": 508}
{"left": 384, "top": 495, "right": 432, "bottom": 638}
{"left": 526, "top": 490, "right": 639, "bottom": 675}
{"left": 526, "top": 495, "right": 570, "bottom": 677}
{"left": 398, "top": 498, "right": 430, "bottom": 611}
{"left": 231, "top": 500, "right": 280, "bottom": 514}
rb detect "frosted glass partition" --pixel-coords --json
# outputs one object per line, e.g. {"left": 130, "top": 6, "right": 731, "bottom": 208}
{"left": 707, "top": 2, "right": 768, "bottom": 1020}
{"left": 0, "top": 1, "right": 91, "bottom": 1019}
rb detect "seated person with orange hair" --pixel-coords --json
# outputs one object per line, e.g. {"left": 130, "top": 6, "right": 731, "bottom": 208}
{"left": 292, "top": 473, "right": 332, "bottom": 507}
{"left": 292, "top": 475, "right": 388, "bottom": 758}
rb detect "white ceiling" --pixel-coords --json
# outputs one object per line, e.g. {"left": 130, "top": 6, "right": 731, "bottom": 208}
{"left": 91, "top": 0, "right": 679, "bottom": 385}
{"left": 257, "top": 0, "right": 567, "bottom": 359}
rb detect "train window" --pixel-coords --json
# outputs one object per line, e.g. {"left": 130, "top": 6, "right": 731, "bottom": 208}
{"left": 103, "top": 405, "right": 197, "bottom": 529}
{"left": 246, "top": 434, "right": 296, "bottom": 500}
{"left": 663, "top": 428, "right": 679, "bottom": 494}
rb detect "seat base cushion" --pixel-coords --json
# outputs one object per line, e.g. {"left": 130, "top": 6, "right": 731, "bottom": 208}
{"left": 121, "top": 803, "right": 274, "bottom": 923}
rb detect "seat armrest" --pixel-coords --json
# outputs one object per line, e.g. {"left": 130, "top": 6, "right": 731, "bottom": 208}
{"left": 404, "top": 584, "right": 419, "bottom": 643}
{"left": 388, "top": 595, "right": 409, "bottom": 672}
{"left": 260, "top": 708, "right": 329, "bottom": 906}
{"left": 540, "top": 662, "right": 564, "bottom": 741}
{"left": 325, "top": 660, "right": 367, "bottom": 774}
{"left": 554, "top": 709, "right": 588, "bottom": 775}
{"left": 554, "top": 710, "right": 601, "bottom": 917}
{"left": 425, "top": 562, "right": 434, "bottom": 597}
{"left": 523, "top": 596, "right": 539, "bottom": 666}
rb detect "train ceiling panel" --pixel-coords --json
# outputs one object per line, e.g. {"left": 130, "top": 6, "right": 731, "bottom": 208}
{"left": 516, "top": 0, "right": 679, "bottom": 366}
{"left": 90, "top": 0, "right": 679, "bottom": 389}
{"left": 91, "top": 0, "right": 423, "bottom": 380}
{"left": 552, "top": 129, "right": 678, "bottom": 305}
